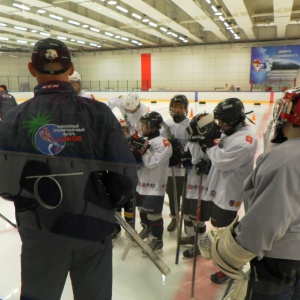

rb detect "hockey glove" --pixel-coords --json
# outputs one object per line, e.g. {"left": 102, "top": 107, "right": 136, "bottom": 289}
{"left": 186, "top": 121, "right": 201, "bottom": 142}
{"left": 198, "top": 122, "right": 222, "bottom": 150}
{"left": 169, "top": 138, "right": 183, "bottom": 167}
{"left": 195, "top": 159, "right": 211, "bottom": 175}
{"left": 181, "top": 149, "right": 192, "bottom": 168}
{"left": 129, "top": 136, "right": 150, "bottom": 164}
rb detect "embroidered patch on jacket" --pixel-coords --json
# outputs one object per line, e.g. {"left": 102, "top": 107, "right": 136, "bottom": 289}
{"left": 245, "top": 135, "right": 253, "bottom": 144}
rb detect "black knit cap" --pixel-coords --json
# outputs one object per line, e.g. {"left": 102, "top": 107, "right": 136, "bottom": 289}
{"left": 31, "top": 38, "right": 72, "bottom": 75}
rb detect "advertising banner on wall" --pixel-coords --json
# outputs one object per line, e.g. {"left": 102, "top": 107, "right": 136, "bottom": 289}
{"left": 250, "top": 45, "right": 300, "bottom": 85}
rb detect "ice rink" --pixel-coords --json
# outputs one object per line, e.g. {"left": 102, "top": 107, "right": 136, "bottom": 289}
{"left": 0, "top": 99, "right": 275, "bottom": 300}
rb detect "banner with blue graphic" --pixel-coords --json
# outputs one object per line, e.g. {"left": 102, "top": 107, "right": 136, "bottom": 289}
{"left": 250, "top": 45, "right": 300, "bottom": 84}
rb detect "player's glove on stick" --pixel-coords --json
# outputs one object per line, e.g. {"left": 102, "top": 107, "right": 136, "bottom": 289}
{"left": 195, "top": 159, "right": 211, "bottom": 175}
{"left": 180, "top": 149, "right": 192, "bottom": 168}
{"left": 198, "top": 122, "right": 222, "bottom": 152}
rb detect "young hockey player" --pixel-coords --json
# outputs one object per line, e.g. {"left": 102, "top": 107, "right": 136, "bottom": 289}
{"left": 180, "top": 113, "right": 221, "bottom": 259}
{"left": 161, "top": 94, "right": 190, "bottom": 233}
{"left": 199, "top": 98, "right": 258, "bottom": 284}
{"left": 106, "top": 93, "right": 148, "bottom": 135}
{"left": 131, "top": 112, "right": 172, "bottom": 255}
{"left": 69, "top": 71, "right": 95, "bottom": 99}
{"left": 112, "top": 119, "right": 135, "bottom": 243}
{"left": 202, "top": 89, "right": 300, "bottom": 299}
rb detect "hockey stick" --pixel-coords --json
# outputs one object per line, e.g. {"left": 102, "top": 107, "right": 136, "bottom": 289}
{"left": 121, "top": 192, "right": 136, "bottom": 261}
{"left": 0, "top": 213, "right": 17, "bottom": 228}
{"left": 161, "top": 121, "right": 179, "bottom": 236}
{"left": 175, "top": 166, "right": 188, "bottom": 264}
{"left": 191, "top": 173, "right": 203, "bottom": 299}
{"left": 115, "top": 212, "right": 171, "bottom": 276}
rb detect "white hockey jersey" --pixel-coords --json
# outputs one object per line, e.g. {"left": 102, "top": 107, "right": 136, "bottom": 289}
{"left": 78, "top": 89, "right": 94, "bottom": 99}
{"left": 106, "top": 95, "right": 148, "bottom": 135}
{"left": 185, "top": 142, "right": 209, "bottom": 200}
{"left": 136, "top": 135, "right": 172, "bottom": 196}
{"left": 202, "top": 124, "right": 258, "bottom": 211}
{"left": 235, "top": 139, "right": 300, "bottom": 260}
{"left": 161, "top": 117, "right": 190, "bottom": 176}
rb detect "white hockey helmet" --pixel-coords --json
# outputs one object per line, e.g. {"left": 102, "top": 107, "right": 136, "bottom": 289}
{"left": 123, "top": 93, "right": 140, "bottom": 113}
{"left": 69, "top": 71, "right": 81, "bottom": 82}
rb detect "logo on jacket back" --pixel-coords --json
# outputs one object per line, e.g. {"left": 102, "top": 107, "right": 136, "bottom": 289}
{"left": 35, "top": 124, "right": 66, "bottom": 155}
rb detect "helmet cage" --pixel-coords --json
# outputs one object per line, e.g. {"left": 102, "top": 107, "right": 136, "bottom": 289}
{"left": 169, "top": 94, "right": 189, "bottom": 117}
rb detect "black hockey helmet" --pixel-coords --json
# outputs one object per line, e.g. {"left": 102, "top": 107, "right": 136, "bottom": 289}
{"left": 214, "top": 98, "right": 245, "bottom": 126}
{"left": 169, "top": 94, "right": 189, "bottom": 122}
{"left": 140, "top": 111, "right": 163, "bottom": 132}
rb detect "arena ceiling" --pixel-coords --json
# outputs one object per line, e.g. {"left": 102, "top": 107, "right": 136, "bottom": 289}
{"left": 0, "top": 0, "right": 300, "bottom": 54}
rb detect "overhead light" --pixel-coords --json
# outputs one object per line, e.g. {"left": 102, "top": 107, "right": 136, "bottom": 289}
{"left": 132, "top": 13, "right": 141, "bottom": 19}
{"left": 97, "top": 45, "right": 101, "bottom": 48}
{"left": 226, "top": 26, "right": 233, "bottom": 30}
{"left": 14, "top": 26, "right": 27, "bottom": 31}
{"left": 116, "top": 6, "right": 128, "bottom": 13}
{"left": 37, "top": 9, "right": 45, "bottom": 13}
{"left": 160, "top": 27, "right": 168, "bottom": 32}
{"left": 12, "top": 3, "right": 30, "bottom": 11}
{"left": 230, "top": 29, "right": 234, "bottom": 33}
{"left": 90, "top": 43, "right": 98, "bottom": 47}
{"left": 234, "top": 36, "right": 241, "bottom": 40}
{"left": 149, "top": 22, "right": 157, "bottom": 27}
{"left": 142, "top": 18, "right": 149, "bottom": 23}
{"left": 219, "top": 16, "right": 224, "bottom": 21}
{"left": 211, "top": 6, "right": 218, "bottom": 13}
{"left": 215, "top": 12, "right": 223, "bottom": 16}
{"left": 40, "top": 32, "right": 51, "bottom": 36}
{"left": 68, "top": 20, "right": 80, "bottom": 26}
{"left": 115, "top": 35, "right": 121, "bottom": 38}
{"left": 82, "top": 24, "right": 89, "bottom": 28}
{"left": 121, "top": 37, "right": 128, "bottom": 41}
{"left": 138, "top": 43, "right": 142, "bottom": 46}
{"left": 90, "top": 27, "right": 100, "bottom": 32}
{"left": 167, "top": 31, "right": 172, "bottom": 35}
{"left": 179, "top": 37, "right": 185, "bottom": 41}
{"left": 131, "top": 40, "right": 139, "bottom": 44}
{"left": 49, "top": 14, "right": 63, "bottom": 21}
{"left": 77, "top": 40, "right": 85, "bottom": 44}
{"left": 0, "top": 23, "right": 7, "bottom": 27}
{"left": 105, "top": 32, "right": 114, "bottom": 37}
{"left": 107, "top": 1, "right": 117, "bottom": 4}
{"left": 57, "top": 36, "right": 67, "bottom": 40}
{"left": 172, "top": 33, "right": 178, "bottom": 37}
{"left": 17, "top": 40, "right": 27, "bottom": 44}
{"left": 224, "top": 22, "right": 229, "bottom": 27}
{"left": 205, "top": 0, "right": 211, "bottom": 3}
{"left": 0, "top": 37, "right": 9, "bottom": 41}
{"left": 70, "top": 38, "right": 76, "bottom": 41}
{"left": 31, "top": 29, "right": 37, "bottom": 33}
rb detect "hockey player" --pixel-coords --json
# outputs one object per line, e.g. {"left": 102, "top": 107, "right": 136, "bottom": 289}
{"left": 180, "top": 113, "right": 221, "bottom": 259}
{"left": 106, "top": 93, "right": 147, "bottom": 136}
{"left": 200, "top": 90, "right": 300, "bottom": 299}
{"left": 0, "top": 84, "right": 18, "bottom": 120}
{"left": 69, "top": 70, "right": 95, "bottom": 99}
{"left": 0, "top": 38, "right": 137, "bottom": 299}
{"left": 132, "top": 112, "right": 172, "bottom": 255}
{"left": 112, "top": 119, "right": 135, "bottom": 243}
{"left": 199, "top": 98, "right": 258, "bottom": 284}
{"left": 161, "top": 94, "right": 190, "bottom": 233}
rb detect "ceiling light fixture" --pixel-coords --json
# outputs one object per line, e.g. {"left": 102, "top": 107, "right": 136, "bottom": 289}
{"left": 14, "top": 26, "right": 27, "bottom": 31}
{"left": 0, "top": 37, "right": 9, "bottom": 41}
{"left": 116, "top": 6, "right": 128, "bottom": 13}
{"left": 37, "top": 9, "right": 46, "bottom": 14}
{"left": 77, "top": 40, "right": 85, "bottom": 44}
{"left": 0, "top": 23, "right": 7, "bottom": 27}
{"left": 149, "top": 22, "right": 157, "bottom": 27}
{"left": 68, "top": 20, "right": 80, "bottom": 26}
{"left": 49, "top": 14, "right": 63, "bottom": 21}
{"left": 132, "top": 13, "right": 142, "bottom": 19}
{"left": 107, "top": 1, "right": 117, "bottom": 4}
{"left": 17, "top": 40, "right": 27, "bottom": 44}
{"left": 82, "top": 24, "right": 89, "bottom": 28}
{"left": 121, "top": 37, "right": 128, "bottom": 41}
{"left": 12, "top": 3, "right": 30, "bottom": 11}
{"left": 105, "top": 32, "right": 114, "bottom": 37}
{"left": 90, "top": 27, "right": 100, "bottom": 32}
{"left": 160, "top": 27, "right": 168, "bottom": 32}
{"left": 211, "top": 6, "right": 218, "bottom": 13}
{"left": 40, "top": 32, "right": 51, "bottom": 36}
{"left": 57, "top": 36, "right": 67, "bottom": 40}
{"left": 31, "top": 29, "right": 37, "bottom": 33}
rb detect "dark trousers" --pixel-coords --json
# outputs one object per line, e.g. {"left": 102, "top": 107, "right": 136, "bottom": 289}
{"left": 20, "top": 236, "right": 112, "bottom": 300}
{"left": 246, "top": 257, "right": 300, "bottom": 300}
{"left": 166, "top": 176, "right": 184, "bottom": 217}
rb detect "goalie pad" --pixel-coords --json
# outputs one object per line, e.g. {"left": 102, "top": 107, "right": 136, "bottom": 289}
{"left": 211, "top": 216, "right": 256, "bottom": 280}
